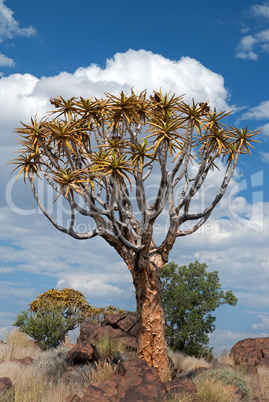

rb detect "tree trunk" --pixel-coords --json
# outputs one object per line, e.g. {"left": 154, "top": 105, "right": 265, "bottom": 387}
{"left": 131, "top": 253, "right": 171, "bottom": 380}
{"left": 63, "top": 332, "right": 69, "bottom": 346}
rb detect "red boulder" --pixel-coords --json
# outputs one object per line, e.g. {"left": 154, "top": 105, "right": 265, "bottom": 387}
{"left": 231, "top": 337, "right": 269, "bottom": 367}
{"left": 67, "top": 342, "right": 95, "bottom": 365}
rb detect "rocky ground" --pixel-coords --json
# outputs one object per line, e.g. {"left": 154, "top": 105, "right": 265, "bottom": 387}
{"left": 1, "top": 313, "right": 269, "bottom": 401}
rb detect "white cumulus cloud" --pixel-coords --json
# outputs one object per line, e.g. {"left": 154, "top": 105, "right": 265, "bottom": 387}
{"left": 236, "top": 3, "right": 269, "bottom": 60}
{"left": 0, "top": 52, "right": 14, "bottom": 67}
{"left": 29, "top": 49, "right": 229, "bottom": 110}
{"left": 252, "top": 314, "right": 269, "bottom": 330}
{"left": 251, "top": 2, "right": 269, "bottom": 18}
{"left": 261, "top": 122, "right": 269, "bottom": 135}
{"left": 235, "top": 35, "right": 258, "bottom": 60}
{"left": 0, "top": 49, "right": 231, "bottom": 155}
{"left": 238, "top": 100, "right": 269, "bottom": 121}
{"left": 0, "top": 0, "right": 36, "bottom": 42}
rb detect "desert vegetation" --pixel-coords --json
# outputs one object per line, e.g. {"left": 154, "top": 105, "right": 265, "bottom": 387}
{"left": 1, "top": 275, "right": 265, "bottom": 400}
{"left": 1, "top": 329, "right": 269, "bottom": 401}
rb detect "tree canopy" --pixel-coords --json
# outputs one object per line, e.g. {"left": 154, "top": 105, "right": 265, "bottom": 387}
{"left": 11, "top": 90, "right": 260, "bottom": 247}
{"left": 29, "top": 288, "right": 123, "bottom": 325}
{"left": 161, "top": 261, "right": 238, "bottom": 359}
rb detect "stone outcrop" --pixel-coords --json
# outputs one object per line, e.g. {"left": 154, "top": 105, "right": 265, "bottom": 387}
{"left": 80, "top": 359, "right": 166, "bottom": 401}
{"left": 81, "top": 312, "right": 138, "bottom": 350}
{"left": 231, "top": 337, "right": 269, "bottom": 367}
{"left": 64, "top": 321, "right": 268, "bottom": 401}
{"left": 66, "top": 360, "right": 201, "bottom": 402}
{"left": 67, "top": 342, "right": 95, "bottom": 365}
{"left": 67, "top": 312, "right": 138, "bottom": 366}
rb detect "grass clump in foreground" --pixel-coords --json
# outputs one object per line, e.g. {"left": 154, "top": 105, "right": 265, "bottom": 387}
{"left": 243, "top": 365, "right": 269, "bottom": 400}
{"left": 194, "top": 369, "right": 250, "bottom": 400}
{"left": 195, "top": 376, "right": 242, "bottom": 402}
{"left": 33, "top": 345, "right": 71, "bottom": 382}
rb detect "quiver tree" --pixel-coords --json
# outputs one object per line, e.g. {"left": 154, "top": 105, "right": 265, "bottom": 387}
{"left": 14, "top": 288, "right": 124, "bottom": 349}
{"left": 29, "top": 287, "right": 124, "bottom": 342}
{"left": 11, "top": 90, "right": 260, "bottom": 378}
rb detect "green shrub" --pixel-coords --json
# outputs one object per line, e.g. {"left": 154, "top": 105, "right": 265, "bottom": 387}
{"left": 161, "top": 261, "right": 237, "bottom": 360}
{"left": 13, "top": 300, "right": 79, "bottom": 350}
{"left": 194, "top": 369, "right": 250, "bottom": 399}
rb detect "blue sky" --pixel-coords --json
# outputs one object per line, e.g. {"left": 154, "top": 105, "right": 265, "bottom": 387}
{"left": 1, "top": 0, "right": 269, "bottom": 354}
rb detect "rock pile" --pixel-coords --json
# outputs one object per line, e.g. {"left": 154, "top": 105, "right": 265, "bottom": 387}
{"left": 65, "top": 312, "right": 202, "bottom": 401}
{"left": 66, "top": 359, "right": 199, "bottom": 402}
{"left": 67, "top": 312, "right": 138, "bottom": 366}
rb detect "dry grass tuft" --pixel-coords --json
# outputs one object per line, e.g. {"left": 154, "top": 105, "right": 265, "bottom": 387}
{"left": 256, "top": 365, "right": 269, "bottom": 398}
{"left": 5, "top": 329, "right": 33, "bottom": 349}
{"left": 196, "top": 376, "right": 240, "bottom": 402}
{"left": 2, "top": 330, "right": 269, "bottom": 401}
{"left": 168, "top": 349, "right": 211, "bottom": 371}
{"left": 0, "top": 347, "right": 87, "bottom": 401}
{"left": 84, "top": 359, "right": 116, "bottom": 383}
{"left": 244, "top": 365, "right": 269, "bottom": 400}
{"left": 38, "top": 381, "right": 86, "bottom": 402}
{"left": 0, "top": 361, "right": 46, "bottom": 401}
{"left": 0, "top": 342, "right": 42, "bottom": 363}
{"left": 33, "top": 345, "right": 71, "bottom": 382}
{"left": 94, "top": 335, "right": 127, "bottom": 362}
{"left": 0, "top": 329, "right": 42, "bottom": 363}
{"left": 217, "top": 349, "right": 235, "bottom": 366}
